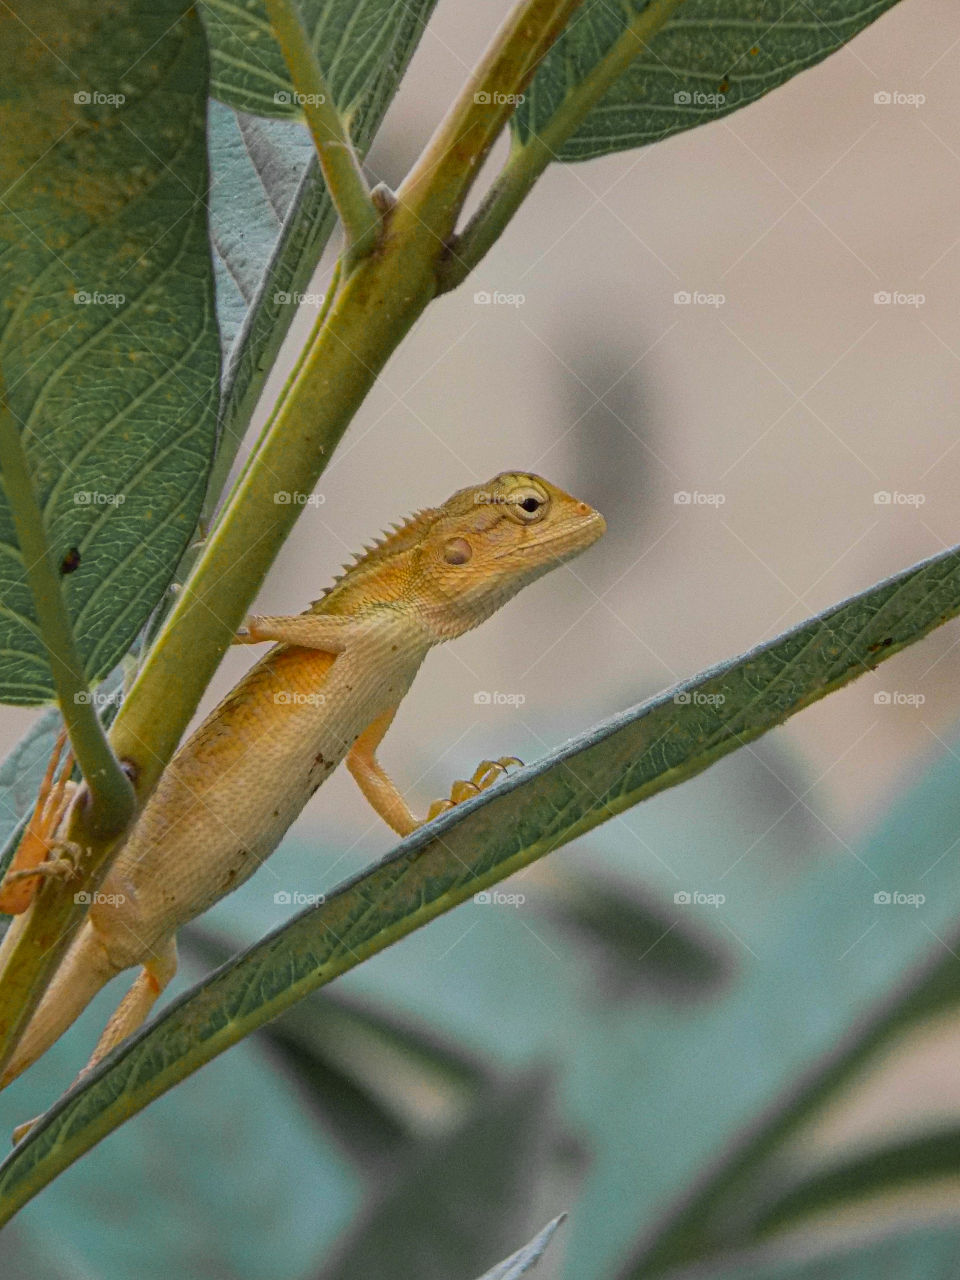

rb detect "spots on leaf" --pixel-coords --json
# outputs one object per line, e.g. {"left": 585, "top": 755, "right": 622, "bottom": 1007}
{"left": 60, "top": 547, "right": 81, "bottom": 574}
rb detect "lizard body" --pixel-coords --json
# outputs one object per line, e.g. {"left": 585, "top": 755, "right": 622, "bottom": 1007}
{"left": 0, "top": 472, "right": 604, "bottom": 1097}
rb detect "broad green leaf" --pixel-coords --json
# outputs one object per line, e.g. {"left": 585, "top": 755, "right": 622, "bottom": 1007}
{"left": 318, "top": 1070, "right": 560, "bottom": 1280}
{"left": 198, "top": 0, "right": 437, "bottom": 122}
{"left": 2, "top": 541, "right": 960, "bottom": 1218}
{"left": 0, "top": 0, "right": 220, "bottom": 705}
{"left": 513, "top": 0, "right": 903, "bottom": 162}
{"left": 474, "top": 1216, "right": 566, "bottom": 1280}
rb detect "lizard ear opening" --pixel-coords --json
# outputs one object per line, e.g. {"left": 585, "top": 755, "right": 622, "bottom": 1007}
{"left": 443, "top": 537, "right": 472, "bottom": 565}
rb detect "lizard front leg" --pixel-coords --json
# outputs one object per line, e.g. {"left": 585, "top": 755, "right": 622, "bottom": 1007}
{"left": 233, "top": 612, "right": 360, "bottom": 650}
{"left": 347, "top": 708, "right": 522, "bottom": 836}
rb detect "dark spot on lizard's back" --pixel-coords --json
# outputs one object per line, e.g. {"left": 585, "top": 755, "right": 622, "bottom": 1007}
{"left": 314, "top": 752, "right": 326, "bottom": 767}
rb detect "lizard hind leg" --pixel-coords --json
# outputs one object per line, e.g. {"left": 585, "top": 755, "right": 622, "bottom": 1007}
{"left": 83, "top": 936, "right": 178, "bottom": 1076}
{"left": 0, "top": 729, "right": 80, "bottom": 915}
{"left": 0, "top": 917, "right": 121, "bottom": 1091}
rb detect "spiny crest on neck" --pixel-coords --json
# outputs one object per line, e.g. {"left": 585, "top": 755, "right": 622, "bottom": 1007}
{"left": 310, "top": 505, "right": 441, "bottom": 615}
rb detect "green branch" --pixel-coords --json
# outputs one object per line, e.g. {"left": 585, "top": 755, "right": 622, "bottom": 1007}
{"left": 398, "top": 0, "right": 585, "bottom": 246}
{"left": 440, "top": 0, "right": 689, "bottom": 291}
{"left": 262, "top": 0, "right": 379, "bottom": 261}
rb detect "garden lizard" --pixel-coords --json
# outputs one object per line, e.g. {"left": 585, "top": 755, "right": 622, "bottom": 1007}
{"left": 0, "top": 472, "right": 604, "bottom": 1104}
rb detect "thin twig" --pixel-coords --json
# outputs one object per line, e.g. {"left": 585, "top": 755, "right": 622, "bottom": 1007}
{"left": 263, "top": 0, "right": 379, "bottom": 261}
{"left": 0, "top": 378, "right": 134, "bottom": 837}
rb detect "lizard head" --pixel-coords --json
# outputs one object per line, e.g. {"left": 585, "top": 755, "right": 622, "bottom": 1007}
{"left": 412, "top": 471, "right": 606, "bottom": 640}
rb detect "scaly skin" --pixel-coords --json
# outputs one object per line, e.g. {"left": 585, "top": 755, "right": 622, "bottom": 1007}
{"left": 0, "top": 472, "right": 604, "bottom": 1098}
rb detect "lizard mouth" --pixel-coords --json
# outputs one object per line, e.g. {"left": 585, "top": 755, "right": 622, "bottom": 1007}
{"left": 495, "top": 508, "right": 606, "bottom": 560}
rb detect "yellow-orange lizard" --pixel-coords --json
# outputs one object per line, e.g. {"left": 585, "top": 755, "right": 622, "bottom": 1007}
{"left": 0, "top": 472, "right": 604, "bottom": 1104}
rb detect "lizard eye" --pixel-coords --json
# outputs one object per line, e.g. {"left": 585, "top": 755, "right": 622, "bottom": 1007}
{"left": 443, "top": 537, "right": 472, "bottom": 565}
{"left": 510, "top": 489, "right": 548, "bottom": 522}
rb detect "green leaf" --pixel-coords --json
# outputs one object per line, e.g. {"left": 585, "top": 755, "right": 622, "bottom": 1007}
{"left": 198, "top": 0, "right": 437, "bottom": 121}
{"left": 745, "top": 1127, "right": 960, "bottom": 1240}
{"left": 184, "top": 924, "right": 489, "bottom": 1160}
{"left": 513, "top": 0, "right": 903, "bottom": 162}
{"left": 0, "top": 0, "right": 220, "bottom": 705}
{"left": 2, "top": 541, "right": 960, "bottom": 1218}
{"left": 474, "top": 1216, "right": 567, "bottom": 1280}
{"left": 207, "top": 105, "right": 316, "bottom": 358}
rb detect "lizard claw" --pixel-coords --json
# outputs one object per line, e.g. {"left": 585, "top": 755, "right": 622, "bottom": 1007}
{"left": 425, "top": 756, "right": 524, "bottom": 823}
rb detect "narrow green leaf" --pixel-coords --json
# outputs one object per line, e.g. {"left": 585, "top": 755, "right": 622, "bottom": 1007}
{"left": 1, "top": 541, "right": 960, "bottom": 1216}
{"left": 184, "top": 924, "right": 488, "bottom": 1158}
{"left": 748, "top": 1128, "right": 960, "bottom": 1240}
{"left": 0, "top": 0, "right": 220, "bottom": 704}
{"left": 514, "top": 0, "right": 903, "bottom": 162}
{"left": 474, "top": 1215, "right": 567, "bottom": 1280}
{"left": 682, "top": 1222, "right": 960, "bottom": 1280}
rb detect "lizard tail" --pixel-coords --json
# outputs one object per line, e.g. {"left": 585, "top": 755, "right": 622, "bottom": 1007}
{"left": 0, "top": 918, "right": 119, "bottom": 1089}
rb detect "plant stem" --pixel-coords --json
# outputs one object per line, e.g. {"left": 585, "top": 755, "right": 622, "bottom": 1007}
{"left": 107, "top": 237, "right": 438, "bottom": 788}
{"left": 0, "top": 384, "right": 134, "bottom": 838}
{"left": 397, "top": 0, "right": 585, "bottom": 245}
{"left": 440, "top": 0, "right": 689, "bottom": 291}
{"left": 262, "top": 0, "right": 379, "bottom": 261}
{"left": 212, "top": 259, "right": 344, "bottom": 531}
